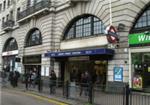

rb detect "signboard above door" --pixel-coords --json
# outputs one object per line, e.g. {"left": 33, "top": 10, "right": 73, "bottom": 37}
{"left": 68, "top": 56, "right": 89, "bottom": 61}
{"left": 129, "top": 32, "right": 150, "bottom": 46}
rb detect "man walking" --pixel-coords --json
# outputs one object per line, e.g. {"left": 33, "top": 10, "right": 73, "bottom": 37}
{"left": 49, "top": 70, "right": 57, "bottom": 94}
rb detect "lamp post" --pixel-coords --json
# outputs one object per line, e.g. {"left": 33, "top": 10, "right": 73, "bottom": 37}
{"left": 109, "top": 0, "right": 112, "bottom": 25}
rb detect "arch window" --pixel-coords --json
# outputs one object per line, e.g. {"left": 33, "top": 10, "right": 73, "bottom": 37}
{"left": 3, "top": 38, "right": 18, "bottom": 52}
{"left": 64, "top": 15, "right": 105, "bottom": 40}
{"left": 26, "top": 28, "right": 42, "bottom": 47}
{"left": 132, "top": 6, "right": 150, "bottom": 33}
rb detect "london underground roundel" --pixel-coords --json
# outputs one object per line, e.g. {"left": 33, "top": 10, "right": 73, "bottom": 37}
{"left": 105, "top": 25, "right": 119, "bottom": 43}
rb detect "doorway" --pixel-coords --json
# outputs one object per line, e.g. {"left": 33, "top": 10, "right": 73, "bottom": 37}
{"left": 65, "top": 60, "right": 107, "bottom": 85}
{"left": 24, "top": 65, "right": 41, "bottom": 91}
{"left": 131, "top": 52, "right": 150, "bottom": 90}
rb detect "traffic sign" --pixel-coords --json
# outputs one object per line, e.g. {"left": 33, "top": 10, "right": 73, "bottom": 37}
{"left": 105, "top": 25, "right": 119, "bottom": 43}
{"left": 114, "top": 67, "right": 123, "bottom": 82}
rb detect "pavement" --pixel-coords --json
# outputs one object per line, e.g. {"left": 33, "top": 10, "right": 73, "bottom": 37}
{"left": 1, "top": 89, "right": 69, "bottom": 105}
{"left": 0, "top": 79, "right": 88, "bottom": 105}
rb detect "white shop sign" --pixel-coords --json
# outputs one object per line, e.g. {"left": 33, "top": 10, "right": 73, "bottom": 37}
{"left": 2, "top": 50, "right": 18, "bottom": 56}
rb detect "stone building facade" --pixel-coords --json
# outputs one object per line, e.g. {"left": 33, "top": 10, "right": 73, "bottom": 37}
{"left": 0, "top": 0, "right": 150, "bottom": 88}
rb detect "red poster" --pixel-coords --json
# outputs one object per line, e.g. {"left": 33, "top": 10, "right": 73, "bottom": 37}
{"left": 133, "top": 75, "right": 143, "bottom": 90}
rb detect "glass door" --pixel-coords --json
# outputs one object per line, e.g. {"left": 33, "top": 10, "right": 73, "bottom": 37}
{"left": 131, "top": 52, "right": 150, "bottom": 90}
{"left": 143, "top": 53, "right": 150, "bottom": 89}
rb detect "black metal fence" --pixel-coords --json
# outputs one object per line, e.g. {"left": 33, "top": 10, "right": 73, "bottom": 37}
{"left": 4, "top": 77, "right": 150, "bottom": 105}
{"left": 36, "top": 80, "right": 150, "bottom": 105}
{"left": 93, "top": 84, "right": 126, "bottom": 105}
{"left": 2, "top": 20, "right": 14, "bottom": 29}
{"left": 129, "top": 90, "right": 150, "bottom": 105}
{"left": 23, "top": 79, "right": 127, "bottom": 105}
{"left": 17, "top": 0, "right": 51, "bottom": 20}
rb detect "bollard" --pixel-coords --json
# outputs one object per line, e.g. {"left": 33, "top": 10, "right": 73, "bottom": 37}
{"left": 89, "top": 82, "right": 93, "bottom": 104}
{"left": 66, "top": 80, "right": 69, "bottom": 99}
{"left": 125, "top": 84, "right": 130, "bottom": 105}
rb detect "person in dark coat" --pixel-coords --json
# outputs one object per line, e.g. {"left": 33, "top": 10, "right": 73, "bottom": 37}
{"left": 79, "top": 72, "right": 86, "bottom": 96}
{"left": 9, "top": 71, "right": 15, "bottom": 87}
{"left": 25, "top": 71, "right": 30, "bottom": 90}
{"left": 49, "top": 70, "right": 57, "bottom": 94}
{"left": 1, "top": 70, "right": 7, "bottom": 87}
{"left": 79, "top": 71, "right": 91, "bottom": 96}
{"left": 9, "top": 71, "right": 20, "bottom": 88}
{"left": 14, "top": 71, "right": 20, "bottom": 87}
{"left": 70, "top": 69, "right": 77, "bottom": 82}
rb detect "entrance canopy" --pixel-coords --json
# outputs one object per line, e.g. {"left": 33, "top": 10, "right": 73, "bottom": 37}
{"left": 45, "top": 48, "right": 114, "bottom": 58}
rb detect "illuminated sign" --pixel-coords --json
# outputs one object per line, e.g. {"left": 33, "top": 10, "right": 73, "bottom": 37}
{"left": 129, "top": 32, "right": 150, "bottom": 46}
{"left": 105, "top": 25, "right": 119, "bottom": 43}
{"left": 133, "top": 75, "right": 143, "bottom": 90}
{"left": 114, "top": 67, "right": 123, "bottom": 82}
{"left": 2, "top": 50, "right": 18, "bottom": 56}
{"left": 45, "top": 48, "right": 114, "bottom": 58}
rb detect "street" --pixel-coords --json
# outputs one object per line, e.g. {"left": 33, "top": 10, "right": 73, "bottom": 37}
{"left": 0, "top": 0, "right": 150, "bottom": 105}
{"left": 1, "top": 89, "right": 59, "bottom": 105}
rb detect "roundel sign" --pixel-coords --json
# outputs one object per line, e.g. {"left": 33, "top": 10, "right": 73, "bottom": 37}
{"left": 105, "top": 25, "right": 119, "bottom": 43}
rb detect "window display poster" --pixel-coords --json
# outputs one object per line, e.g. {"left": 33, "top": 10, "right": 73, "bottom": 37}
{"left": 41, "top": 66, "right": 45, "bottom": 76}
{"left": 114, "top": 67, "right": 123, "bottom": 82}
{"left": 133, "top": 75, "right": 143, "bottom": 90}
{"left": 14, "top": 62, "right": 22, "bottom": 73}
{"left": 148, "top": 67, "right": 150, "bottom": 72}
{"left": 17, "top": 67, "right": 22, "bottom": 73}
{"left": 41, "top": 66, "right": 50, "bottom": 76}
{"left": 45, "top": 67, "right": 49, "bottom": 76}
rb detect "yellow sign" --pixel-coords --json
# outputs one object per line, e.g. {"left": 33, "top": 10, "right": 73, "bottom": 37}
{"left": 148, "top": 67, "right": 150, "bottom": 72}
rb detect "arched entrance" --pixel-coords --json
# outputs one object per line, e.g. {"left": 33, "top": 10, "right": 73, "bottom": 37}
{"left": 2, "top": 38, "right": 18, "bottom": 72}
{"left": 62, "top": 14, "right": 107, "bottom": 85}
{"left": 45, "top": 14, "right": 114, "bottom": 86}
{"left": 23, "top": 28, "right": 42, "bottom": 91}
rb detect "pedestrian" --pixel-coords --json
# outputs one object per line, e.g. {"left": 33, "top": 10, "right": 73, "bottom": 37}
{"left": 14, "top": 71, "right": 20, "bottom": 87}
{"left": 70, "top": 69, "right": 77, "bottom": 82}
{"left": 28, "top": 70, "right": 33, "bottom": 88}
{"left": 79, "top": 71, "right": 90, "bottom": 96}
{"left": 49, "top": 70, "right": 57, "bottom": 94}
{"left": 84, "top": 71, "right": 91, "bottom": 96}
{"left": 25, "top": 71, "right": 30, "bottom": 90}
{"left": 31, "top": 72, "right": 37, "bottom": 88}
{"left": 79, "top": 72, "right": 86, "bottom": 96}
{"left": 9, "top": 71, "right": 16, "bottom": 87}
{"left": 1, "top": 70, "right": 7, "bottom": 87}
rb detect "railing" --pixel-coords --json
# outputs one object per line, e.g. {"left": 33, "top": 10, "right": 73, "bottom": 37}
{"left": 21, "top": 79, "right": 127, "bottom": 105}
{"left": 2, "top": 20, "right": 14, "bottom": 30}
{"left": 17, "top": 0, "right": 51, "bottom": 21}
{"left": 2, "top": 74, "right": 150, "bottom": 105}
{"left": 129, "top": 89, "right": 150, "bottom": 105}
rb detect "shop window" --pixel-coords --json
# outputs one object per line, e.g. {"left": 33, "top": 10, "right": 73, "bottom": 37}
{"left": 0, "top": 4, "right": 2, "bottom": 12}
{"left": 7, "top": 0, "right": 10, "bottom": 7}
{"left": 25, "top": 28, "right": 42, "bottom": 47}
{"left": 64, "top": 15, "right": 105, "bottom": 40}
{"left": 3, "top": 38, "right": 18, "bottom": 52}
{"left": 36, "top": 0, "right": 42, "bottom": 3}
{"left": 67, "top": 60, "right": 107, "bottom": 85}
{"left": 2, "top": 17, "right": 5, "bottom": 24}
{"left": 10, "top": 10, "right": 13, "bottom": 19}
{"left": 27, "top": 0, "right": 42, "bottom": 7}
{"left": 27, "top": 0, "right": 35, "bottom": 7}
{"left": 6, "top": 14, "right": 9, "bottom": 21}
{"left": 17, "top": 7, "right": 20, "bottom": 19}
{"left": 3, "top": 0, "right": 6, "bottom": 10}
{"left": 131, "top": 52, "right": 150, "bottom": 89}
